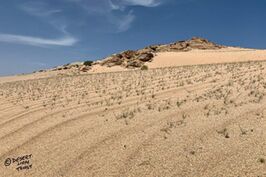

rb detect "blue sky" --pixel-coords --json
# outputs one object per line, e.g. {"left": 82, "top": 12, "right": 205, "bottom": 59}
{"left": 0, "top": 0, "right": 265, "bottom": 76}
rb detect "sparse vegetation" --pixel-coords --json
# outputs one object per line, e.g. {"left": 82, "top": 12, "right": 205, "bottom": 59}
{"left": 258, "top": 158, "right": 265, "bottom": 164}
{"left": 1, "top": 59, "right": 266, "bottom": 176}
{"left": 84, "top": 60, "right": 94, "bottom": 66}
{"left": 141, "top": 65, "right": 148, "bottom": 70}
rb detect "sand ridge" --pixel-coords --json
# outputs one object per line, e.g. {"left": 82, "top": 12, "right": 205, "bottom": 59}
{"left": 148, "top": 48, "right": 266, "bottom": 68}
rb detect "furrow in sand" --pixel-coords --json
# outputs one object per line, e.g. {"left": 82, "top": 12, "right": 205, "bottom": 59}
{"left": 0, "top": 81, "right": 212, "bottom": 140}
{"left": 121, "top": 104, "right": 266, "bottom": 177}
{"left": 0, "top": 106, "right": 49, "bottom": 127}
{"left": 0, "top": 97, "right": 60, "bottom": 122}
{"left": 0, "top": 92, "right": 124, "bottom": 133}
{"left": 0, "top": 96, "right": 134, "bottom": 138}
{"left": 0, "top": 77, "right": 214, "bottom": 153}
{"left": 55, "top": 108, "right": 196, "bottom": 177}
{"left": 0, "top": 95, "right": 152, "bottom": 159}
{"left": 0, "top": 97, "right": 202, "bottom": 177}
{"left": 186, "top": 107, "right": 266, "bottom": 176}
{"left": 0, "top": 81, "right": 157, "bottom": 125}
{"left": 0, "top": 101, "right": 16, "bottom": 111}
{"left": 0, "top": 101, "right": 184, "bottom": 177}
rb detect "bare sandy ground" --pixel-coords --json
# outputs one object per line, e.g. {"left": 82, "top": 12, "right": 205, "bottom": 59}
{"left": 147, "top": 48, "right": 266, "bottom": 68}
{"left": 0, "top": 49, "right": 266, "bottom": 177}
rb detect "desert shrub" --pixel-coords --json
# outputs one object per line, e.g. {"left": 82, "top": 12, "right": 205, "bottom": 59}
{"left": 84, "top": 60, "right": 93, "bottom": 66}
{"left": 259, "top": 158, "right": 265, "bottom": 163}
{"left": 141, "top": 65, "right": 148, "bottom": 70}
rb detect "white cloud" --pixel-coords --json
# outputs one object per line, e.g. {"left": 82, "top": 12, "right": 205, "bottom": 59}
{"left": 111, "top": 0, "right": 161, "bottom": 9}
{"left": 117, "top": 12, "right": 135, "bottom": 32}
{"left": 20, "top": 1, "right": 66, "bottom": 32}
{"left": 69, "top": 0, "right": 163, "bottom": 32}
{"left": 0, "top": 33, "right": 78, "bottom": 47}
{"left": 108, "top": 0, "right": 162, "bottom": 32}
{"left": 108, "top": 0, "right": 121, "bottom": 10}
{"left": 20, "top": 1, "right": 62, "bottom": 17}
{"left": 108, "top": 10, "right": 136, "bottom": 32}
{"left": 18, "top": 0, "right": 164, "bottom": 37}
{"left": 14, "top": 1, "right": 78, "bottom": 47}
{"left": 22, "top": 6, "right": 62, "bottom": 17}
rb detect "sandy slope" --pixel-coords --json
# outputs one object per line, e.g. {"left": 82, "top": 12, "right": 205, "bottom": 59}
{"left": 2, "top": 47, "right": 266, "bottom": 83}
{"left": 91, "top": 47, "right": 266, "bottom": 73}
{"left": 147, "top": 48, "right": 266, "bottom": 68}
{"left": 0, "top": 49, "right": 266, "bottom": 177}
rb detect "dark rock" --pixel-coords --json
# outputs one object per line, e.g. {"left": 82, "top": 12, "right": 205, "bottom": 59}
{"left": 103, "top": 56, "right": 123, "bottom": 67}
{"left": 116, "top": 54, "right": 123, "bottom": 59}
{"left": 126, "top": 61, "right": 143, "bottom": 68}
{"left": 149, "top": 45, "right": 159, "bottom": 51}
{"left": 122, "top": 50, "right": 136, "bottom": 59}
{"left": 137, "top": 53, "right": 154, "bottom": 62}
{"left": 170, "top": 42, "right": 189, "bottom": 50}
{"left": 80, "top": 66, "right": 90, "bottom": 72}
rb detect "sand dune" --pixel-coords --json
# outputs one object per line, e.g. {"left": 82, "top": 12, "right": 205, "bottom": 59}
{"left": 1, "top": 51, "right": 266, "bottom": 176}
{"left": 92, "top": 47, "right": 266, "bottom": 73}
{"left": 148, "top": 48, "right": 266, "bottom": 68}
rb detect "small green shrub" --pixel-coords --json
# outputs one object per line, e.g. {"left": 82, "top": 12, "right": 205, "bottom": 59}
{"left": 84, "top": 60, "right": 93, "bottom": 66}
{"left": 141, "top": 65, "right": 148, "bottom": 70}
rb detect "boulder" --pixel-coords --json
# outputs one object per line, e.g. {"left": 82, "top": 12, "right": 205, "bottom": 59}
{"left": 102, "top": 55, "right": 123, "bottom": 66}
{"left": 80, "top": 66, "right": 90, "bottom": 72}
{"left": 126, "top": 61, "right": 143, "bottom": 68}
{"left": 170, "top": 42, "right": 189, "bottom": 50}
{"left": 149, "top": 45, "right": 159, "bottom": 51}
{"left": 137, "top": 52, "right": 154, "bottom": 62}
{"left": 122, "top": 50, "right": 136, "bottom": 59}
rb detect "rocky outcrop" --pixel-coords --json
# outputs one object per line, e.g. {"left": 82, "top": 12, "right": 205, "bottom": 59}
{"left": 45, "top": 37, "right": 225, "bottom": 73}
{"left": 100, "top": 50, "right": 154, "bottom": 68}
{"left": 169, "top": 37, "right": 224, "bottom": 51}
{"left": 48, "top": 61, "right": 92, "bottom": 73}
{"left": 99, "top": 37, "right": 225, "bottom": 68}
{"left": 137, "top": 53, "right": 154, "bottom": 62}
{"left": 142, "top": 37, "right": 224, "bottom": 53}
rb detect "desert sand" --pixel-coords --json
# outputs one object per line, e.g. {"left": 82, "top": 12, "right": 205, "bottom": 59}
{"left": 148, "top": 47, "right": 266, "bottom": 68}
{"left": 0, "top": 48, "right": 266, "bottom": 177}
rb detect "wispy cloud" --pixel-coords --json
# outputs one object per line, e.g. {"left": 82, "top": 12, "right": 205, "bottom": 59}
{"left": 8, "top": 1, "right": 78, "bottom": 47}
{"left": 117, "top": 11, "right": 135, "bottom": 32}
{"left": 69, "top": 0, "right": 163, "bottom": 32}
{"left": 110, "top": 0, "right": 161, "bottom": 9}
{"left": 109, "top": 0, "right": 162, "bottom": 32}
{"left": 78, "top": 0, "right": 162, "bottom": 13}
{"left": 108, "top": 10, "right": 135, "bottom": 32}
{"left": 0, "top": 33, "right": 77, "bottom": 47}
{"left": 20, "top": 1, "right": 67, "bottom": 32}
{"left": 21, "top": 6, "right": 62, "bottom": 17}
{"left": 20, "top": 1, "right": 62, "bottom": 17}
{"left": 7, "top": 0, "right": 164, "bottom": 49}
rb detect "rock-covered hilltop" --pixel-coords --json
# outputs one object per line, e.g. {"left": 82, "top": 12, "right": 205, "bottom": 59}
{"left": 145, "top": 37, "right": 224, "bottom": 52}
{"left": 98, "top": 37, "right": 224, "bottom": 68}
{"left": 49, "top": 37, "right": 225, "bottom": 72}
